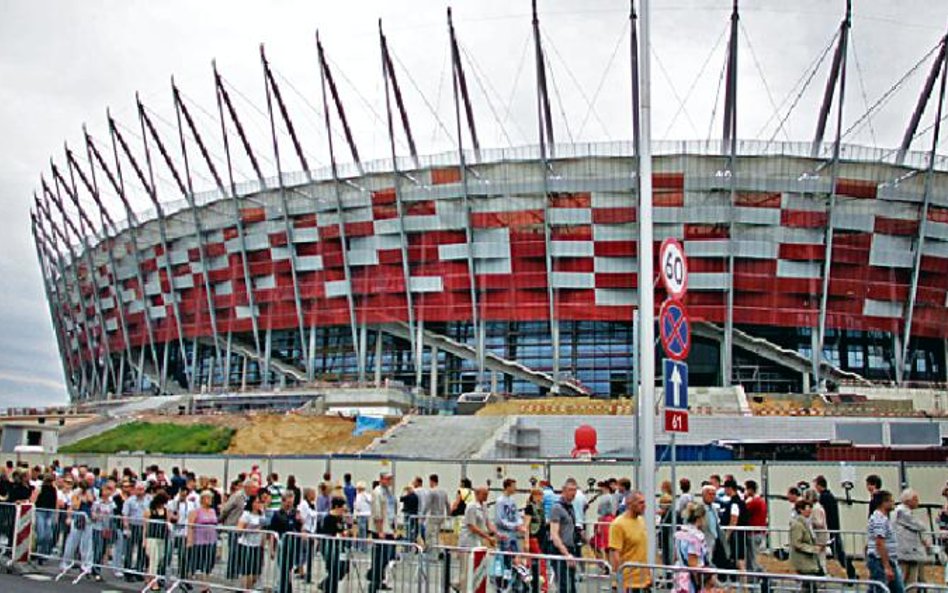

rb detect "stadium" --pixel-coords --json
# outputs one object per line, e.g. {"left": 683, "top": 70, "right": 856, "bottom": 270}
{"left": 28, "top": 2, "right": 948, "bottom": 403}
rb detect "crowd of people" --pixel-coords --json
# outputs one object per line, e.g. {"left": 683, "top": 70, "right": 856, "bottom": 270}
{"left": 0, "top": 459, "right": 946, "bottom": 593}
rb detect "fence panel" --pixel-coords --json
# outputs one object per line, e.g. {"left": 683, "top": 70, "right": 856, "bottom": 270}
{"left": 31, "top": 507, "right": 285, "bottom": 592}
{"left": 106, "top": 454, "right": 144, "bottom": 476}
{"left": 270, "top": 457, "right": 328, "bottom": 490}
{"left": 280, "top": 531, "right": 425, "bottom": 593}
{"left": 766, "top": 461, "right": 901, "bottom": 537}
{"left": 328, "top": 458, "right": 394, "bottom": 488}
{"left": 548, "top": 461, "right": 629, "bottom": 489}
{"left": 183, "top": 456, "right": 229, "bottom": 485}
{"left": 393, "top": 459, "right": 462, "bottom": 496}
{"left": 466, "top": 461, "right": 545, "bottom": 492}
{"left": 435, "top": 544, "right": 610, "bottom": 593}
{"left": 617, "top": 560, "right": 890, "bottom": 593}
{"left": 904, "top": 463, "right": 948, "bottom": 508}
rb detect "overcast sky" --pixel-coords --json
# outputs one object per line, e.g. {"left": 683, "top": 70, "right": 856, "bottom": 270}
{"left": 0, "top": 0, "right": 945, "bottom": 409}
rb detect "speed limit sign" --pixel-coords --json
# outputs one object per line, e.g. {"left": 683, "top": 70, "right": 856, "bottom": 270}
{"left": 659, "top": 238, "right": 688, "bottom": 298}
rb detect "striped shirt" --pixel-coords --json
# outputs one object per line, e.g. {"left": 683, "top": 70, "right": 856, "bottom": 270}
{"left": 866, "top": 510, "right": 897, "bottom": 559}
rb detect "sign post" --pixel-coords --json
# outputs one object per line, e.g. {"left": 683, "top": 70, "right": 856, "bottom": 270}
{"left": 659, "top": 240, "right": 690, "bottom": 534}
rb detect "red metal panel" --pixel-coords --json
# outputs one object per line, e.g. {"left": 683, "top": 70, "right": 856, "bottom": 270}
{"left": 781, "top": 210, "right": 827, "bottom": 228}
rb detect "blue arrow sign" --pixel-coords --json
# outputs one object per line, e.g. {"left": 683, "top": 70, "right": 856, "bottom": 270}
{"left": 664, "top": 359, "right": 688, "bottom": 410}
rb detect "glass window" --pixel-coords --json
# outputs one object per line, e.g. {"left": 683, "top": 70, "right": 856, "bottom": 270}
{"left": 847, "top": 347, "right": 864, "bottom": 369}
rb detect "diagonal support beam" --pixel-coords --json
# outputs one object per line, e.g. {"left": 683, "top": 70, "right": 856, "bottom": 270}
{"left": 532, "top": 0, "right": 560, "bottom": 393}
{"left": 814, "top": 0, "right": 851, "bottom": 391}
{"left": 379, "top": 21, "right": 420, "bottom": 170}
{"left": 316, "top": 37, "right": 364, "bottom": 175}
{"left": 317, "top": 32, "right": 364, "bottom": 383}
{"left": 447, "top": 7, "right": 485, "bottom": 388}
{"left": 260, "top": 44, "right": 312, "bottom": 382}
{"left": 87, "top": 127, "right": 163, "bottom": 392}
{"left": 897, "top": 34, "right": 948, "bottom": 165}
{"left": 900, "top": 41, "right": 947, "bottom": 383}
{"left": 379, "top": 20, "right": 420, "bottom": 386}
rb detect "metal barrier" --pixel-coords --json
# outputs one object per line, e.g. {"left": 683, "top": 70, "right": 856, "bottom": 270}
{"left": 279, "top": 532, "right": 426, "bottom": 593}
{"left": 617, "top": 560, "right": 892, "bottom": 593}
{"left": 434, "top": 544, "right": 610, "bottom": 593}
{"left": 401, "top": 514, "right": 461, "bottom": 549}
{"left": 25, "top": 508, "right": 284, "bottom": 591}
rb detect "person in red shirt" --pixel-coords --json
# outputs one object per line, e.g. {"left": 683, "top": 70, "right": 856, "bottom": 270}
{"left": 744, "top": 480, "right": 767, "bottom": 572}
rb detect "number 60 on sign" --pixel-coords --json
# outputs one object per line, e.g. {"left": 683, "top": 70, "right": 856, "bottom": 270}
{"left": 659, "top": 238, "right": 688, "bottom": 298}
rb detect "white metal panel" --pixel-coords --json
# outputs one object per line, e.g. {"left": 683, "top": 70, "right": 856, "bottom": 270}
{"left": 292, "top": 227, "right": 319, "bottom": 243}
{"left": 688, "top": 272, "right": 728, "bottom": 290}
{"left": 325, "top": 280, "right": 351, "bottom": 298}
{"left": 253, "top": 275, "right": 276, "bottom": 290}
{"left": 409, "top": 276, "right": 443, "bottom": 293}
{"left": 550, "top": 241, "right": 593, "bottom": 258}
{"left": 869, "top": 235, "right": 914, "bottom": 268}
{"left": 474, "top": 258, "right": 512, "bottom": 274}
{"left": 549, "top": 208, "right": 592, "bottom": 225}
{"left": 593, "top": 223, "right": 637, "bottom": 241}
{"left": 594, "top": 257, "right": 636, "bottom": 273}
{"left": 551, "top": 272, "right": 594, "bottom": 289}
{"left": 595, "top": 288, "right": 637, "bottom": 306}
{"left": 777, "top": 260, "right": 821, "bottom": 279}
{"left": 172, "top": 275, "right": 194, "bottom": 290}
{"left": 295, "top": 255, "right": 324, "bottom": 271}
{"left": 863, "top": 299, "right": 903, "bottom": 318}
{"left": 235, "top": 305, "right": 259, "bottom": 319}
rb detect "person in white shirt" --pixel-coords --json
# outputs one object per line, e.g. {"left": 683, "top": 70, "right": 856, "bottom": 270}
{"left": 353, "top": 481, "right": 372, "bottom": 550}
{"left": 295, "top": 487, "right": 320, "bottom": 582}
{"left": 169, "top": 486, "right": 198, "bottom": 576}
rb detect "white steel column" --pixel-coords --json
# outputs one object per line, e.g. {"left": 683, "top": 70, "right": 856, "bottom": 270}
{"left": 636, "top": 0, "right": 657, "bottom": 567}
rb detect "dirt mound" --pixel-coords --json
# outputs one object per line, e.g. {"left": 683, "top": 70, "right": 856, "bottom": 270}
{"left": 136, "top": 412, "right": 383, "bottom": 455}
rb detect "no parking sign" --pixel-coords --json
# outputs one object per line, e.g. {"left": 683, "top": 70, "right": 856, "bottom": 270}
{"left": 659, "top": 298, "right": 691, "bottom": 361}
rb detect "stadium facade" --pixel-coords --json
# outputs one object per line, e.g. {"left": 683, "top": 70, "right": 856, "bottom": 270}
{"left": 29, "top": 5, "right": 948, "bottom": 402}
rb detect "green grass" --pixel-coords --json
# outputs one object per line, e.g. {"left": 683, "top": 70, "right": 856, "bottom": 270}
{"left": 60, "top": 422, "right": 235, "bottom": 454}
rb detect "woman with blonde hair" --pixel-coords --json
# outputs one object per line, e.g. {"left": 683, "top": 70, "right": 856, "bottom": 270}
{"left": 673, "top": 502, "right": 713, "bottom": 593}
{"left": 186, "top": 491, "right": 219, "bottom": 593}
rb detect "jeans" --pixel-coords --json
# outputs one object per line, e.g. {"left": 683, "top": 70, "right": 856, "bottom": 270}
{"left": 356, "top": 516, "right": 369, "bottom": 551}
{"left": 499, "top": 534, "right": 520, "bottom": 580}
{"left": 91, "top": 528, "right": 112, "bottom": 576}
{"left": 111, "top": 528, "right": 125, "bottom": 574}
{"left": 405, "top": 515, "right": 421, "bottom": 545}
{"left": 867, "top": 555, "right": 904, "bottom": 593}
{"left": 35, "top": 510, "right": 56, "bottom": 556}
{"left": 60, "top": 524, "right": 93, "bottom": 571}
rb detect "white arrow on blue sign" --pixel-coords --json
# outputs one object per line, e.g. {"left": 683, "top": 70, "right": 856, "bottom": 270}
{"left": 663, "top": 359, "right": 688, "bottom": 410}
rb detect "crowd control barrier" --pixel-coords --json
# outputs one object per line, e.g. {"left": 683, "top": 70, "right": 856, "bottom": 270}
{"left": 617, "top": 560, "right": 892, "bottom": 593}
